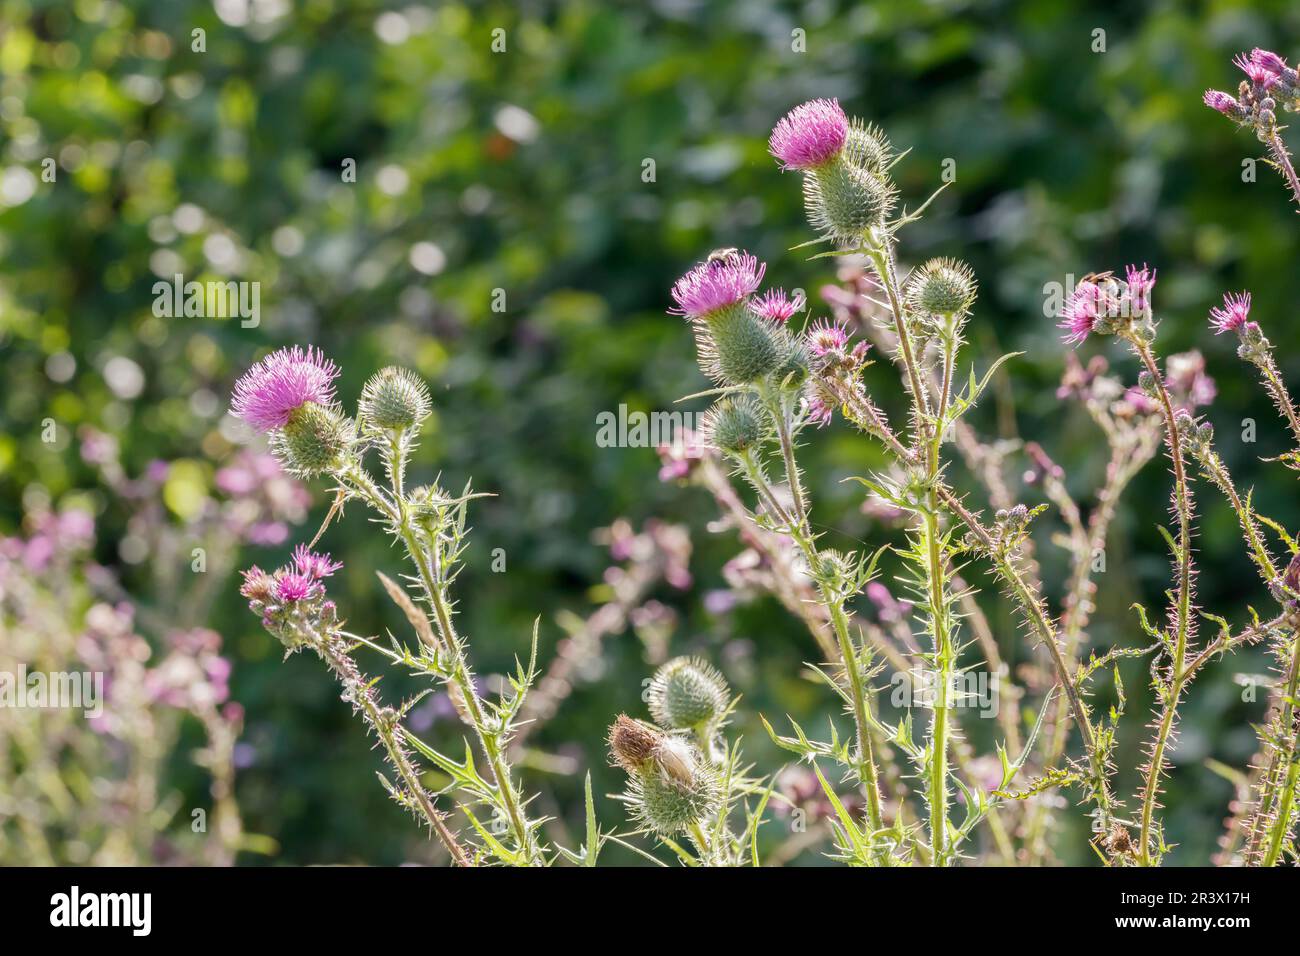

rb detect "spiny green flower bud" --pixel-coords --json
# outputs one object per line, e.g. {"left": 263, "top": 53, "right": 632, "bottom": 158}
{"left": 906, "top": 258, "right": 977, "bottom": 319}
{"left": 609, "top": 715, "right": 723, "bottom": 834}
{"left": 844, "top": 119, "right": 893, "bottom": 176}
{"left": 803, "top": 155, "right": 894, "bottom": 245}
{"left": 701, "top": 395, "right": 767, "bottom": 457}
{"left": 633, "top": 757, "right": 723, "bottom": 835}
{"left": 700, "top": 306, "right": 781, "bottom": 385}
{"left": 358, "top": 366, "right": 432, "bottom": 433}
{"left": 273, "top": 402, "right": 354, "bottom": 476}
{"left": 648, "top": 656, "right": 730, "bottom": 730}
{"left": 814, "top": 548, "right": 855, "bottom": 594}
{"left": 770, "top": 334, "right": 810, "bottom": 392}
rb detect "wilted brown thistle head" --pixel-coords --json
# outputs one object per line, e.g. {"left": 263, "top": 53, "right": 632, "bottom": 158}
{"left": 608, "top": 714, "right": 659, "bottom": 773}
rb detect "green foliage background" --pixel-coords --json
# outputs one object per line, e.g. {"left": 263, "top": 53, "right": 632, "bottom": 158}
{"left": 2, "top": 0, "right": 1298, "bottom": 864}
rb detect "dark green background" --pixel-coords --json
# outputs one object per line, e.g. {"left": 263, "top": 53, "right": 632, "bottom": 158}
{"left": 2, "top": 0, "right": 1298, "bottom": 864}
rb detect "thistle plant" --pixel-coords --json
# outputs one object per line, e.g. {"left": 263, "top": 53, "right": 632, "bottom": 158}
{"left": 232, "top": 348, "right": 548, "bottom": 865}
{"left": 1204, "top": 47, "right": 1300, "bottom": 208}
{"left": 662, "top": 80, "right": 1300, "bottom": 868}
{"left": 220, "top": 54, "right": 1300, "bottom": 868}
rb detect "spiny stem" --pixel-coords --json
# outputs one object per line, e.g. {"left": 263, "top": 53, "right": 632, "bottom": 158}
{"left": 1264, "top": 127, "right": 1300, "bottom": 209}
{"left": 1260, "top": 625, "right": 1300, "bottom": 866}
{"left": 1199, "top": 452, "right": 1279, "bottom": 585}
{"left": 1131, "top": 340, "right": 1196, "bottom": 867}
{"left": 1257, "top": 353, "right": 1300, "bottom": 447}
{"left": 767, "top": 398, "right": 888, "bottom": 854}
{"left": 865, "top": 240, "right": 955, "bottom": 862}
{"left": 319, "top": 637, "right": 472, "bottom": 866}
{"left": 339, "top": 461, "right": 537, "bottom": 862}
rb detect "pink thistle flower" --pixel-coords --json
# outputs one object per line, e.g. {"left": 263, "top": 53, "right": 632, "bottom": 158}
{"left": 1059, "top": 281, "right": 1105, "bottom": 345}
{"left": 807, "top": 318, "right": 849, "bottom": 357}
{"left": 1124, "top": 263, "right": 1157, "bottom": 316}
{"left": 1203, "top": 89, "right": 1245, "bottom": 119}
{"left": 803, "top": 393, "right": 834, "bottom": 427}
{"left": 753, "top": 288, "right": 798, "bottom": 324}
{"left": 1233, "top": 52, "right": 1277, "bottom": 89}
{"left": 1209, "top": 291, "right": 1252, "bottom": 335}
{"left": 292, "top": 544, "right": 343, "bottom": 580}
{"left": 769, "top": 98, "right": 849, "bottom": 171}
{"left": 231, "top": 345, "right": 340, "bottom": 433}
{"left": 274, "top": 571, "right": 318, "bottom": 603}
{"left": 1252, "top": 48, "right": 1290, "bottom": 77}
{"left": 669, "top": 252, "right": 765, "bottom": 319}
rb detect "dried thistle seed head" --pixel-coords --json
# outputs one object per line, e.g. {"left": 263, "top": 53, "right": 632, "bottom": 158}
{"left": 647, "top": 656, "right": 730, "bottom": 730}
{"left": 697, "top": 306, "right": 782, "bottom": 385}
{"left": 907, "top": 258, "right": 977, "bottom": 319}
{"left": 1105, "top": 824, "right": 1134, "bottom": 858}
{"left": 701, "top": 395, "right": 767, "bottom": 457}
{"left": 239, "top": 566, "right": 276, "bottom": 606}
{"left": 608, "top": 714, "right": 660, "bottom": 773}
{"left": 273, "top": 402, "right": 354, "bottom": 477}
{"left": 358, "top": 366, "right": 432, "bottom": 432}
{"left": 803, "top": 157, "right": 893, "bottom": 245}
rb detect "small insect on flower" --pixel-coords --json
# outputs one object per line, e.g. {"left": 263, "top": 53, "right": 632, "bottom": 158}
{"left": 669, "top": 251, "right": 766, "bottom": 319}
{"left": 1209, "top": 291, "right": 1252, "bottom": 335}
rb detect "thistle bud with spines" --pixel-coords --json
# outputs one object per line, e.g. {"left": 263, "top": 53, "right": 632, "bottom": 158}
{"left": 273, "top": 402, "right": 355, "bottom": 477}
{"left": 701, "top": 395, "right": 768, "bottom": 458}
{"left": 647, "top": 656, "right": 730, "bottom": 731}
{"left": 906, "top": 257, "right": 977, "bottom": 325}
{"left": 607, "top": 714, "right": 722, "bottom": 836}
{"left": 358, "top": 366, "right": 432, "bottom": 433}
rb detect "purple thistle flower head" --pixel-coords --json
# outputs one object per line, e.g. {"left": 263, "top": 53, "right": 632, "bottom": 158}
{"left": 753, "top": 288, "right": 798, "bottom": 324}
{"left": 807, "top": 318, "right": 849, "bottom": 357}
{"left": 1124, "top": 263, "right": 1157, "bottom": 316}
{"left": 803, "top": 393, "right": 834, "bottom": 427}
{"left": 274, "top": 571, "right": 317, "bottom": 603}
{"left": 292, "top": 544, "right": 343, "bottom": 580}
{"left": 1250, "top": 48, "right": 1289, "bottom": 79}
{"left": 1209, "top": 291, "right": 1252, "bottom": 335}
{"left": 769, "top": 98, "right": 849, "bottom": 171}
{"left": 669, "top": 251, "right": 765, "bottom": 319}
{"left": 1203, "top": 89, "right": 1245, "bottom": 119}
{"left": 232, "top": 346, "right": 340, "bottom": 433}
{"left": 1233, "top": 52, "right": 1277, "bottom": 89}
{"left": 1059, "top": 281, "right": 1104, "bottom": 346}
